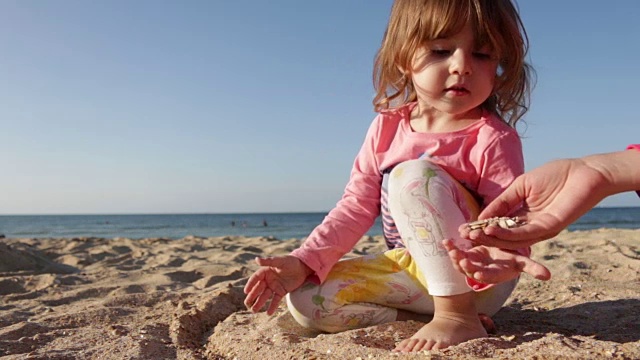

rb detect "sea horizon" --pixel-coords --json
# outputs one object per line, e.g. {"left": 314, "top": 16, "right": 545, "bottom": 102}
{"left": 1, "top": 207, "right": 639, "bottom": 240}
{"left": 1, "top": 204, "right": 639, "bottom": 216}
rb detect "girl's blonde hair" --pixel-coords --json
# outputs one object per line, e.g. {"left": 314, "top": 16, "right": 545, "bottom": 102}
{"left": 373, "top": 0, "right": 534, "bottom": 126}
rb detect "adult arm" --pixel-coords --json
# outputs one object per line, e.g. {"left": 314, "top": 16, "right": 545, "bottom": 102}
{"left": 461, "top": 147, "right": 640, "bottom": 249}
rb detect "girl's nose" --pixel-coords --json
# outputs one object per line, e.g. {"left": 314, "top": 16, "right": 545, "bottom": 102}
{"left": 450, "top": 50, "right": 472, "bottom": 75}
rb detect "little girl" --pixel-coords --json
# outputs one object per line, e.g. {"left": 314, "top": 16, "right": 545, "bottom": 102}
{"left": 245, "top": 0, "right": 534, "bottom": 352}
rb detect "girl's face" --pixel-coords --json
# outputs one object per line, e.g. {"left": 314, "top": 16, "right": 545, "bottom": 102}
{"left": 409, "top": 24, "right": 499, "bottom": 117}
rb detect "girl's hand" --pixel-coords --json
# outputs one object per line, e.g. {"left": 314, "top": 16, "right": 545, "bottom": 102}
{"left": 243, "top": 255, "right": 313, "bottom": 315}
{"left": 443, "top": 239, "right": 551, "bottom": 284}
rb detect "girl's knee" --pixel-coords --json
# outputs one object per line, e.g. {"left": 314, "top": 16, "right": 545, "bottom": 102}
{"left": 388, "top": 160, "right": 450, "bottom": 197}
{"left": 390, "top": 159, "right": 442, "bottom": 178}
{"left": 388, "top": 159, "right": 478, "bottom": 223}
{"left": 286, "top": 290, "right": 312, "bottom": 323}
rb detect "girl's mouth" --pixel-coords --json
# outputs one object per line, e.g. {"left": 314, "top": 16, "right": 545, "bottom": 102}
{"left": 445, "top": 86, "right": 469, "bottom": 95}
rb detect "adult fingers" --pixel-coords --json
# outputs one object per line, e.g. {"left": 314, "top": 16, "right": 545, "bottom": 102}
{"left": 458, "top": 223, "right": 471, "bottom": 239}
{"left": 459, "top": 208, "right": 531, "bottom": 242}
{"left": 477, "top": 182, "right": 526, "bottom": 219}
{"left": 467, "top": 228, "right": 542, "bottom": 249}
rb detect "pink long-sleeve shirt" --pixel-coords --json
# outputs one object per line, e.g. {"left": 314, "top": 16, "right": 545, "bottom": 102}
{"left": 291, "top": 103, "right": 525, "bottom": 283}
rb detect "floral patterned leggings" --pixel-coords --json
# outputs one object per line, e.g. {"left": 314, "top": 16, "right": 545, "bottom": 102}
{"left": 286, "top": 159, "right": 518, "bottom": 333}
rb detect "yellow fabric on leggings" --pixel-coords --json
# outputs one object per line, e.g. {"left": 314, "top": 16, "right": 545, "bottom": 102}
{"left": 327, "top": 248, "right": 429, "bottom": 306}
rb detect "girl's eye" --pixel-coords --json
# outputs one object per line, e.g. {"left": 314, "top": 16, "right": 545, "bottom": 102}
{"left": 473, "top": 52, "right": 493, "bottom": 60}
{"left": 430, "top": 49, "right": 451, "bottom": 56}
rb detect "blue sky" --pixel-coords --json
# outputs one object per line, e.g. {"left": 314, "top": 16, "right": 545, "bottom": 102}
{"left": 2, "top": 1, "right": 639, "bottom": 214}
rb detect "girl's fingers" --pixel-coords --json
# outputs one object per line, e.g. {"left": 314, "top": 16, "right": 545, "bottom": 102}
{"left": 458, "top": 258, "right": 483, "bottom": 279}
{"left": 442, "top": 239, "right": 467, "bottom": 274}
{"left": 518, "top": 257, "right": 552, "bottom": 280}
{"left": 244, "top": 271, "right": 261, "bottom": 294}
{"left": 256, "top": 256, "right": 287, "bottom": 268}
{"left": 250, "top": 287, "right": 272, "bottom": 313}
{"left": 441, "top": 238, "right": 456, "bottom": 251}
{"left": 255, "top": 256, "right": 271, "bottom": 266}
{"left": 266, "top": 293, "right": 284, "bottom": 315}
{"left": 244, "top": 280, "right": 266, "bottom": 310}
{"left": 471, "top": 269, "right": 501, "bottom": 283}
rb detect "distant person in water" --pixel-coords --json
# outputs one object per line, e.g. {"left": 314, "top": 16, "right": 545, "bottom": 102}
{"left": 263, "top": 220, "right": 268, "bottom": 227}
{"left": 231, "top": 221, "right": 236, "bottom": 227}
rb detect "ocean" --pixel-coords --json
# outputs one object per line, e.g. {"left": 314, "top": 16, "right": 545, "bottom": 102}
{"left": 1, "top": 207, "right": 640, "bottom": 240}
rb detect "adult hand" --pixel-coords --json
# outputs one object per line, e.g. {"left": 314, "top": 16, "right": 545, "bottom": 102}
{"left": 243, "top": 255, "right": 312, "bottom": 315}
{"left": 460, "top": 157, "right": 610, "bottom": 249}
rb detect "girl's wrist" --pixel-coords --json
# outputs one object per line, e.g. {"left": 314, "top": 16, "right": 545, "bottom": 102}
{"left": 292, "top": 256, "right": 314, "bottom": 277}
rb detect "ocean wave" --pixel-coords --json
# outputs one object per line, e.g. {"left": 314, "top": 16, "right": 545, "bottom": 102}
{"left": 575, "top": 219, "right": 640, "bottom": 225}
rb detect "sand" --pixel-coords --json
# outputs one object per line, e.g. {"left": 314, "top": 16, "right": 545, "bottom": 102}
{"left": 0, "top": 229, "right": 638, "bottom": 359}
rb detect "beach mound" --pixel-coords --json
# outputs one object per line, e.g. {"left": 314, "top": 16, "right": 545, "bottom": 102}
{"left": 0, "top": 242, "right": 78, "bottom": 276}
{"left": 0, "top": 231, "right": 638, "bottom": 359}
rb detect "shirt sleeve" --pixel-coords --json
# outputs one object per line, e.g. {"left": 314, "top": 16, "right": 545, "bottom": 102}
{"left": 476, "top": 130, "right": 525, "bottom": 207}
{"left": 290, "top": 115, "right": 384, "bottom": 283}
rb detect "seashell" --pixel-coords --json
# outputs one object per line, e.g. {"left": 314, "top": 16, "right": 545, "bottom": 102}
{"left": 464, "top": 216, "right": 524, "bottom": 230}
{"left": 497, "top": 218, "right": 517, "bottom": 229}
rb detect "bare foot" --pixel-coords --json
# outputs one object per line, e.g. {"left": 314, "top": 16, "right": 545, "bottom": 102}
{"left": 393, "top": 311, "right": 487, "bottom": 352}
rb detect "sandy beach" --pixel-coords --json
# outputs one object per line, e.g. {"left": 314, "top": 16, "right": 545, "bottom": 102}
{"left": 1, "top": 229, "right": 638, "bottom": 359}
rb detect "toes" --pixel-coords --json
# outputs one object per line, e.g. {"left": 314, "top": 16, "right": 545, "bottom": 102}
{"left": 409, "top": 338, "right": 432, "bottom": 352}
{"left": 431, "top": 340, "right": 452, "bottom": 350}
{"left": 478, "top": 313, "right": 497, "bottom": 334}
{"left": 394, "top": 338, "right": 436, "bottom": 352}
{"left": 393, "top": 338, "right": 410, "bottom": 352}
